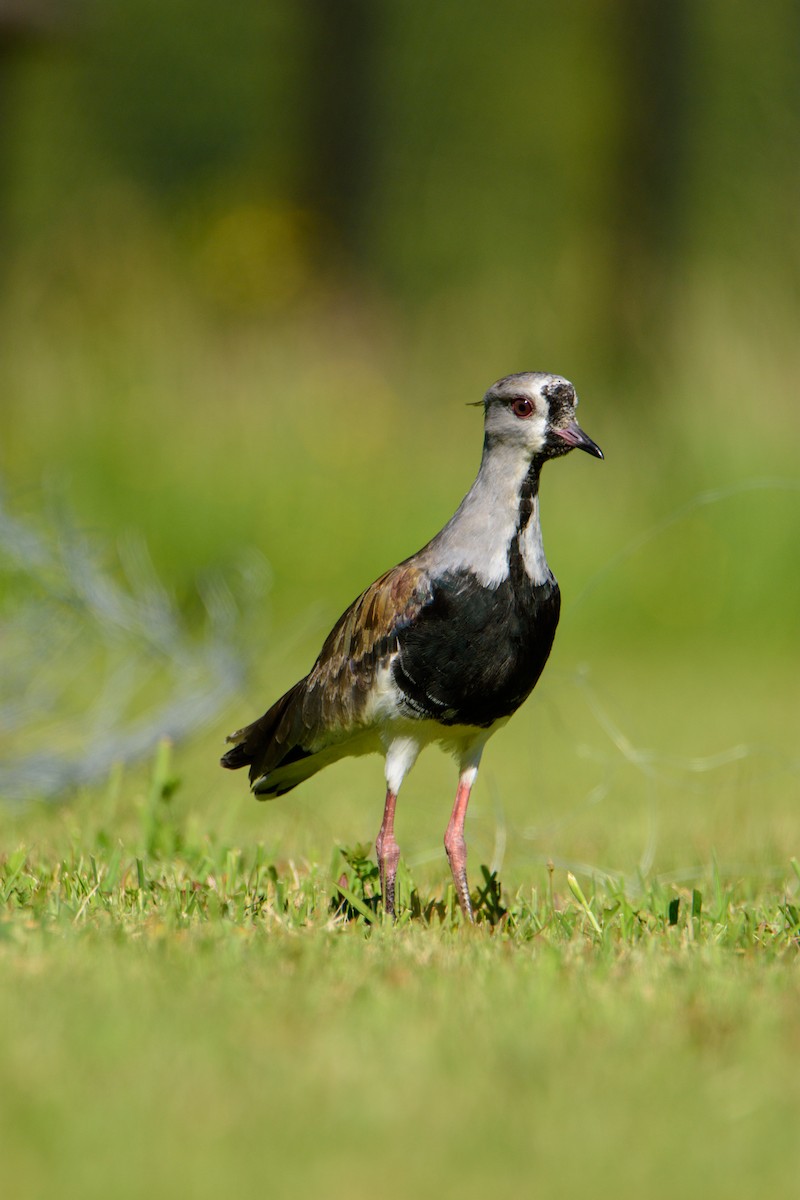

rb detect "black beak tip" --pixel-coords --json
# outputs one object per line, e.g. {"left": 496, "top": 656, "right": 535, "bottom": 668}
{"left": 576, "top": 426, "right": 603, "bottom": 460}
{"left": 554, "top": 419, "right": 603, "bottom": 460}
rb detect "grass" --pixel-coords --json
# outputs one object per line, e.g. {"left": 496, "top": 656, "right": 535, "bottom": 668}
{"left": 4, "top": 801, "right": 800, "bottom": 950}
{"left": 2, "top": 223, "right": 800, "bottom": 1197}
{"left": 2, "top": 741, "right": 800, "bottom": 1200}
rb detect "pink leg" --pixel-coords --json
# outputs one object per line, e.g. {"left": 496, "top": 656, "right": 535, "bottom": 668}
{"left": 376, "top": 788, "right": 401, "bottom": 916}
{"left": 444, "top": 765, "right": 478, "bottom": 921}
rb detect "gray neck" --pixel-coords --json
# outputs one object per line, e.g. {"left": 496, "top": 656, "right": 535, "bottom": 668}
{"left": 425, "top": 441, "right": 550, "bottom": 587}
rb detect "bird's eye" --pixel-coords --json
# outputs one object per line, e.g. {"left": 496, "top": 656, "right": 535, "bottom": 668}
{"left": 511, "top": 397, "right": 534, "bottom": 419}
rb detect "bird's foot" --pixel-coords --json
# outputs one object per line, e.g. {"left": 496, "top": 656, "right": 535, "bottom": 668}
{"left": 378, "top": 858, "right": 398, "bottom": 918}
{"left": 456, "top": 879, "right": 474, "bottom": 923}
{"left": 376, "top": 836, "right": 400, "bottom": 918}
{"left": 444, "top": 833, "right": 474, "bottom": 923}
{"left": 381, "top": 875, "right": 396, "bottom": 918}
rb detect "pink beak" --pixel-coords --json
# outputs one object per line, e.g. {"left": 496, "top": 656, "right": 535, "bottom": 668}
{"left": 553, "top": 419, "right": 603, "bottom": 459}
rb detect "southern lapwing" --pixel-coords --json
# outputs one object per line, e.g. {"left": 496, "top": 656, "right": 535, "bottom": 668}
{"left": 221, "top": 372, "right": 602, "bottom": 920}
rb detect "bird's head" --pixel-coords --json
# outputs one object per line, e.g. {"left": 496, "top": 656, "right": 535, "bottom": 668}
{"left": 480, "top": 372, "right": 603, "bottom": 463}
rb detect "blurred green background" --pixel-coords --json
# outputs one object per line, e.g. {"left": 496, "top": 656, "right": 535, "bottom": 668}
{"left": 2, "top": 7, "right": 800, "bottom": 1200}
{"left": 2, "top": 0, "right": 799, "bottom": 882}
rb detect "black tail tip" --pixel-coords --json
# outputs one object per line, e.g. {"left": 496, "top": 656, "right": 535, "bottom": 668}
{"left": 220, "top": 742, "right": 251, "bottom": 771}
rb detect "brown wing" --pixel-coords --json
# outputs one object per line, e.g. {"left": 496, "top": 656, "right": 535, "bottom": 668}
{"left": 303, "top": 561, "right": 433, "bottom": 731}
{"left": 221, "top": 561, "right": 432, "bottom": 791}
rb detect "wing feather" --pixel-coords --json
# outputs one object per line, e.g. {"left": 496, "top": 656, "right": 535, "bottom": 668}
{"left": 221, "top": 560, "right": 433, "bottom": 791}
{"left": 303, "top": 562, "right": 432, "bottom": 731}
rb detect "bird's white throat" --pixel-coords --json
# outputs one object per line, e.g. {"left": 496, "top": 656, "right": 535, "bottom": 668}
{"left": 426, "top": 442, "right": 550, "bottom": 588}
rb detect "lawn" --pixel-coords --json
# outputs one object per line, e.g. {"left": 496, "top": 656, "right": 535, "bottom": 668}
{"left": 2, "top": 275, "right": 799, "bottom": 1199}
{"left": 2, "top": 799, "right": 799, "bottom": 1200}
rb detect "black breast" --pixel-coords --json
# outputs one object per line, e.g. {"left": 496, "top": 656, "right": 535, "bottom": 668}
{"left": 393, "top": 567, "right": 561, "bottom": 728}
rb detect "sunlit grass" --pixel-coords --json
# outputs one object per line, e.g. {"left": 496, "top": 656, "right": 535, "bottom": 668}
{"left": 2, "top": 755, "right": 800, "bottom": 1200}
{"left": 2, "top": 228, "right": 800, "bottom": 1199}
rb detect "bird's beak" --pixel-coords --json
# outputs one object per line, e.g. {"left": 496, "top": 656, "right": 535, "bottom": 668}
{"left": 553, "top": 419, "right": 604, "bottom": 459}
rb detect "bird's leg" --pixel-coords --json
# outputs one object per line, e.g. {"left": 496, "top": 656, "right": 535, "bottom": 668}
{"left": 444, "top": 763, "right": 480, "bottom": 922}
{"left": 375, "top": 788, "right": 401, "bottom": 917}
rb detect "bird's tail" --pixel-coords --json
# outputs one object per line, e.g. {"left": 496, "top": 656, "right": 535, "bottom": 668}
{"left": 220, "top": 680, "right": 317, "bottom": 797}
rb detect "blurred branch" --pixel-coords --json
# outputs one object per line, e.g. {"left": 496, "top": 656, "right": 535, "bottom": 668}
{"left": 0, "top": 0, "right": 68, "bottom": 38}
{"left": 608, "top": 0, "right": 691, "bottom": 363}
{"left": 298, "top": 0, "right": 380, "bottom": 268}
{"left": 0, "top": 481, "right": 253, "bottom": 804}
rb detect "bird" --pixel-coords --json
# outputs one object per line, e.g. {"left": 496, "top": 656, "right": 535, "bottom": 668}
{"left": 221, "top": 371, "right": 602, "bottom": 920}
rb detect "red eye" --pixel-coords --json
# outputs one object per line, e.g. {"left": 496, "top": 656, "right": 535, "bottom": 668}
{"left": 512, "top": 397, "right": 534, "bottom": 419}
